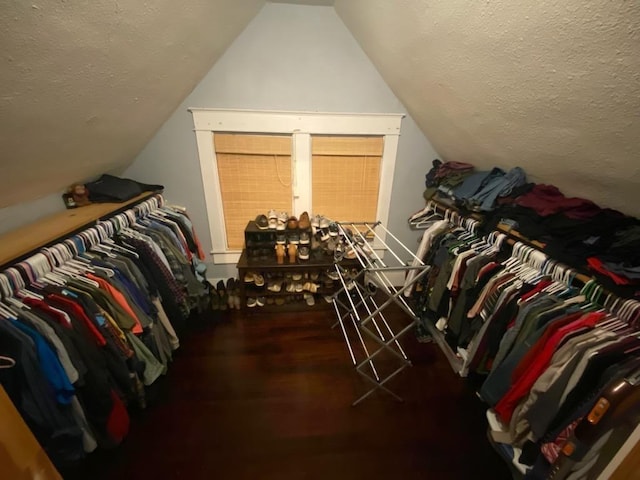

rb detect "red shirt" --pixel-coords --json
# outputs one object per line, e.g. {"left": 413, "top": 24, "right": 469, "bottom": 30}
{"left": 494, "top": 311, "right": 604, "bottom": 422}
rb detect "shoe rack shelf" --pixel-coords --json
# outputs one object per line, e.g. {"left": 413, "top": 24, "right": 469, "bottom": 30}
{"left": 330, "top": 221, "right": 431, "bottom": 406}
{"left": 236, "top": 250, "right": 359, "bottom": 312}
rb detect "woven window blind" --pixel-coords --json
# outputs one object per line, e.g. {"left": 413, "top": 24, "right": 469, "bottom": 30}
{"left": 312, "top": 136, "right": 383, "bottom": 225}
{"left": 214, "top": 133, "right": 292, "bottom": 250}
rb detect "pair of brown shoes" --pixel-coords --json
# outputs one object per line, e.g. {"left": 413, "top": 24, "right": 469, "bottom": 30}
{"left": 286, "top": 212, "right": 311, "bottom": 230}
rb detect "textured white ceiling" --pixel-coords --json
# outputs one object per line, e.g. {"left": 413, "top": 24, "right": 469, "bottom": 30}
{"left": 0, "top": 0, "right": 264, "bottom": 208}
{"left": 3, "top": 0, "right": 639, "bottom": 217}
{"left": 335, "top": 0, "right": 640, "bottom": 215}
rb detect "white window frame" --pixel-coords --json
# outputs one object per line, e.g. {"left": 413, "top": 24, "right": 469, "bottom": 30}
{"left": 190, "top": 108, "right": 404, "bottom": 264}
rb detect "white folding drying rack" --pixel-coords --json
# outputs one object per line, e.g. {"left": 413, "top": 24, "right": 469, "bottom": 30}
{"left": 330, "top": 221, "right": 431, "bottom": 406}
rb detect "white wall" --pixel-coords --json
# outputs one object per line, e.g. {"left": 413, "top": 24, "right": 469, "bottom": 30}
{"left": 125, "top": 3, "right": 438, "bottom": 279}
{"left": 0, "top": 192, "right": 66, "bottom": 235}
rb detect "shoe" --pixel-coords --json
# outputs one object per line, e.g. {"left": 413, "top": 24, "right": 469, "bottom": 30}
{"left": 328, "top": 222, "right": 339, "bottom": 237}
{"left": 217, "top": 280, "right": 228, "bottom": 311}
{"left": 319, "top": 216, "right": 330, "bottom": 229}
{"left": 244, "top": 272, "right": 254, "bottom": 283}
{"left": 304, "top": 293, "right": 315, "bottom": 306}
{"left": 268, "top": 209, "right": 278, "bottom": 229}
{"left": 310, "top": 271, "right": 319, "bottom": 281}
{"left": 276, "top": 211, "right": 288, "bottom": 231}
{"left": 294, "top": 282, "right": 304, "bottom": 293}
{"left": 267, "top": 281, "right": 282, "bottom": 292}
{"left": 320, "top": 228, "right": 330, "bottom": 242}
{"left": 286, "top": 282, "right": 296, "bottom": 293}
{"left": 247, "top": 297, "right": 257, "bottom": 308}
{"left": 266, "top": 297, "right": 274, "bottom": 305}
{"left": 323, "top": 295, "right": 333, "bottom": 303}
{"left": 299, "top": 231, "right": 310, "bottom": 244}
{"left": 292, "top": 273, "right": 302, "bottom": 281}
{"left": 288, "top": 232, "right": 300, "bottom": 244}
{"left": 311, "top": 215, "right": 321, "bottom": 228}
{"left": 327, "top": 270, "right": 340, "bottom": 280}
{"left": 233, "top": 282, "right": 241, "bottom": 310}
{"left": 255, "top": 214, "right": 269, "bottom": 230}
{"left": 275, "top": 297, "right": 285, "bottom": 306}
{"left": 254, "top": 273, "right": 265, "bottom": 287}
{"left": 226, "top": 278, "right": 236, "bottom": 309}
{"left": 288, "top": 243, "right": 297, "bottom": 263}
{"left": 209, "top": 285, "right": 220, "bottom": 311}
{"left": 303, "top": 282, "right": 318, "bottom": 293}
{"left": 299, "top": 212, "right": 311, "bottom": 230}
{"left": 287, "top": 216, "right": 298, "bottom": 230}
{"left": 311, "top": 233, "right": 322, "bottom": 251}
{"left": 275, "top": 244, "right": 285, "bottom": 264}
{"left": 276, "top": 233, "right": 286, "bottom": 244}
{"left": 256, "top": 297, "right": 266, "bottom": 307}
{"left": 344, "top": 245, "right": 357, "bottom": 260}
{"left": 298, "top": 246, "right": 310, "bottom": 260}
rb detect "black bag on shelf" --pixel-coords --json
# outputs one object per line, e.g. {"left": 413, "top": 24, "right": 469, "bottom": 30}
{"left": 86, "top": 174, "right": 164, "bottom": 203}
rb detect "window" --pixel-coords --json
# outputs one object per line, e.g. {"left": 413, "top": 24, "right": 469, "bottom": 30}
{"left": 311, "top": 135, "right": 383, "bottom": 228}
{"left": 191, "top": 109, "right": 403, "bottom": 264}
{"left": 214, "top": 133, "right": 293, "bottom": 250}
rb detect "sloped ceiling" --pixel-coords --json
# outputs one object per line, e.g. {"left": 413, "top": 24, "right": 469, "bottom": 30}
{"left": 3, "top": 0, "right": 639, "bottom": 217}
{"left": 0, "top": 0, "right": 264, "bottom": 208}
{"left": 335, "top": 0, "right": 640, "bottom": 215}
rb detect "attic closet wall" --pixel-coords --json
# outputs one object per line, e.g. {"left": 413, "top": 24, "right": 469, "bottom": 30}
{"left": 123, "top": 3, "right": 437, "bottom": 280}
{"left": 0, "top": 193, "right": 67, "bottom": 236}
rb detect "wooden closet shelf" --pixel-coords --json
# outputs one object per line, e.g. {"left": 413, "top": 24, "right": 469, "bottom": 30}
{"left": 0, "top": 192, "right": 159, "bottom": 268}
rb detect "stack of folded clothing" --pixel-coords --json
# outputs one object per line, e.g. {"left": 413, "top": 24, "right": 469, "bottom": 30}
{"left": 421, "top": 161, "right": 640, "bottom": 291}
{"left": 439, "top": 166, "right": 528, "bottom": 212}
{"left": 480, "top": 184, "right": 640, "bottom": 292}
{"left": 423, "top": 159, "right": 475, "bottom": 201}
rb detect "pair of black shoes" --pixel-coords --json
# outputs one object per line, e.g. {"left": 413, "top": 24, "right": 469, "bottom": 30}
{"left": 210, "top": 280, "right": 228, "bottom": 311}
{"left": 210, "top": 278, "right": 241, "bottom": 311}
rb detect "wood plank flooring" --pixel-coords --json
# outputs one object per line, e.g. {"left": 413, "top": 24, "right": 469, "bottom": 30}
{"left": 62, "top": 305, "right": 513, "bottom": 480}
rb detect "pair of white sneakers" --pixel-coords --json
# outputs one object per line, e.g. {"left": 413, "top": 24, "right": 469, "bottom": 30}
{"left": 268, "top": 209, "right": 289, "bottom": 230}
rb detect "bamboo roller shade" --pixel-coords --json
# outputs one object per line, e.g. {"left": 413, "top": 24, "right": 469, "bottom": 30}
{"left": 312, "top": 135, "right": 384, "bottom": 156}
{"left": 214, "top": 133, "right": 291, "bottom": 155}
{"left": 312, "top": 136, "right": 382, "bottom": 225}
{"left": 213, "top": 133, "right": 292, "bottom": 250}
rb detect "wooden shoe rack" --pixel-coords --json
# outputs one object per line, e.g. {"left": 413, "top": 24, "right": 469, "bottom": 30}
{"left": 236, "top": 250, "right": 360, "bottom": 312}
{"left": 237, "top": 220, "right": 359, "bottom": 311}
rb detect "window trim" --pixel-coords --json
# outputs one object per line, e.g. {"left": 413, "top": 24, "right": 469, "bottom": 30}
{"left": 190, "top": 108, "right": 404, "bottom": 264}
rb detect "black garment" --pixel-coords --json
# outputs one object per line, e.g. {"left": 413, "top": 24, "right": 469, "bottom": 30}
{"left": 35, "top": 302, "right": 116, "bottom": 448}
{"left": 447, "top": 262, "right": 504, "bottom": 349}
{"left": 425, "top": 159, "right": 443, "bottom": 188}
{"left": 0, "top": 321, "right": 84, "bottom": 464}
{"left": 85, "top": 174, "right": 163, "bottom": 203}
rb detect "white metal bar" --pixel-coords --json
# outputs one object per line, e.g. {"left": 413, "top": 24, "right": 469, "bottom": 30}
{"left": 331, "top": 299, "right": 357, "bottom": 366}
{"left": 374, "top": 222, "right": 426, "bottom": 265}
{"left": 362, "top": 222, "right": 405, "bottom": 266}
{"left": 350, "top": 312, "right": 380, "bottom": 381}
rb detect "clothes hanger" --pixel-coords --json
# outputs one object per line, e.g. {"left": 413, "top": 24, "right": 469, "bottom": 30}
{"left": 409, "top": 202, "right": 436, "bottom": 222}
{"left": 0, "top": 302, "right": 18, "bottom": 319}
{"left": 0, "top": 356, "right": 16, "bottom": 369}
{"left": 15, "top": 288, "right": 44, "bottom": 301}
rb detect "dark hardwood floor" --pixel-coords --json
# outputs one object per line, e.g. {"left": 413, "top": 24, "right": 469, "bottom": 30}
{"left": 62, "top": 303, "right": 513, "bottom": 480}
